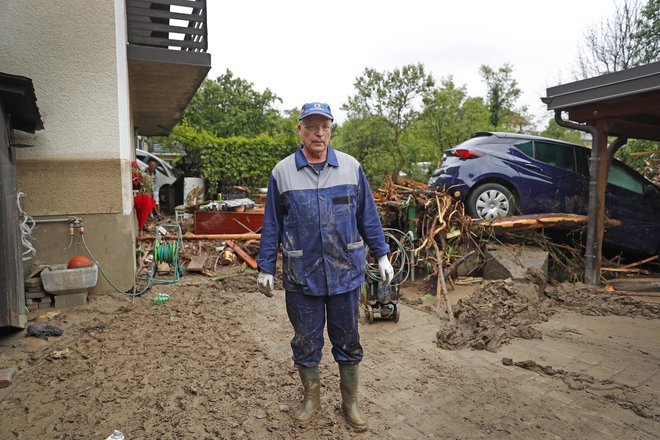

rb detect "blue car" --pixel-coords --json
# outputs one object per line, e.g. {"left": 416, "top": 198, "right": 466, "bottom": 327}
{"left": 428, "top": 132, "right": 660, "bottom": 256}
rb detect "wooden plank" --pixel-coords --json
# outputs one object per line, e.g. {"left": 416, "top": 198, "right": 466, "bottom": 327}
{"left": 0, "top": 107, "right": 26, "bottom": 328}
{"left": 126, "top": 6, "right": 205, "bottom": 22}
{"left": 127, "top": 35, "right": 206, "bottom": 50}
{"left": 606, "top": 277, "right": 660, "bottom": 292}
{"left": 137, "top": 233, "right": 261, "bottom": 241}
{"left": 128, "top": 0, "right": 206, "bottom": 9}
{"left": 127, "top": 20, "right": 207, "bottom": 35}
{"left": 614, "top": 291, "right": 660, "bottom": 298}
{"left": 186, "top": 254, "right": 208, "bottom": 273}
{"left": 225, "top": 240, "right": 258, "bottom": 270}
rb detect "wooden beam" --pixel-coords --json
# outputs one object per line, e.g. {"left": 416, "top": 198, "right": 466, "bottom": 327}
{"left": 607, "top": 277, "right": 660, "bottom": 293}
{"left": 137, "top": 233, "right": 260, "bottom": 241}
{"left": 567, "top": 93, "right": 660, "bottom": 121}
{"left": 605, "top": 118, "right": 660, "bottom": 142}
{"left": 225, "top": 240, "right": 258, "bottom": 270}
{"left": 474, "top": 213, "right": 620, "bottom": 232}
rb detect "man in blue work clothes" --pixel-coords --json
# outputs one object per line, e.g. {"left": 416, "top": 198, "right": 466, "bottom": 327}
{"left": 257, "top": 102, "right": 393, "bottom": 431}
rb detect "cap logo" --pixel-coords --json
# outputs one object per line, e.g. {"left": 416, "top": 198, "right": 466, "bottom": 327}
{"left": 299, "top": 102, "right": 334, "bottom": 121}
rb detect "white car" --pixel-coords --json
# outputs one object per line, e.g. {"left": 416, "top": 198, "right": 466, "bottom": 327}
{"left": 135, "top": 149, "right": 176, "bottom": 187}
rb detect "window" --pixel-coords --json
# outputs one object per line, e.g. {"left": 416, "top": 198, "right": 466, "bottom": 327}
{"left": 608, "top": 162, "right": 644, "bottom": 194}
{"left": 514, "top": 141, "right": 533, "bottom": 157}
{"left": 534, "top": 141, "right": 576, "bottom": 172}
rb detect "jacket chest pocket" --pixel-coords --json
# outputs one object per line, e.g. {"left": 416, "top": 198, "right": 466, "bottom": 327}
{"left": 331, "top": 195, "right": 355, "bottom": 216}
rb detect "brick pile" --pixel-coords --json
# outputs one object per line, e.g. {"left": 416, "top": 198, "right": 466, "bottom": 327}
{"left": 24, "top": 276, "right": 54, "bottom": 312}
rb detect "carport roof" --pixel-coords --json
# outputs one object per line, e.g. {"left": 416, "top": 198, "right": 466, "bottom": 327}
{"left": 0, "top": 72, "right": 43, "bottom": 133}
{"left": 542, "top": 61, "right": 660, "bottom": 141}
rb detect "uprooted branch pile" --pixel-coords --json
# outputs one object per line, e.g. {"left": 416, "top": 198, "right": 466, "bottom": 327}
{"left": 374, "top": 177, "right": 477, "bottom": 279}
{"left": 373, "top": 178, "right": 588, "bottom": 286}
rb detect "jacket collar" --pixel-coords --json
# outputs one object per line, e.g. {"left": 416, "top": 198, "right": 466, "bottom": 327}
{"left": 295, "top": 144, "right": 339, "bottom": 170}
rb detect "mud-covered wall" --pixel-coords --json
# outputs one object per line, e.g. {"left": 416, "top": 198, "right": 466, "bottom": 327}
{"left": 26, "top": 213, "right": 136, "bottom": 293}
{"left": 17, "top": 159, "right": 124, "bottom": 215}
{"left": 16, "top": 158, "right": 136, "bottom": 291}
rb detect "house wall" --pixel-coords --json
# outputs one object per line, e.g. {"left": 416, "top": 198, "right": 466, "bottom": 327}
{"left": 0, "top": 0, "right": 136, "bottom": 292}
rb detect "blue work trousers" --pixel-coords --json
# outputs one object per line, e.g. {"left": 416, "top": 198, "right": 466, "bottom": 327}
{"left": 285, "top": 287, "right": 363, "bottom": 367}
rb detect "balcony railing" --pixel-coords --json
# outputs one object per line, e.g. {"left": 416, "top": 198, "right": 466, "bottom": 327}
{"left": 126, "top": 0, "right": 207, "bottom": 52}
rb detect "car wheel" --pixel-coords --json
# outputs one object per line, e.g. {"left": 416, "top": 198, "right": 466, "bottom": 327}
{"left": 467, "top": 183, "right": 517, "bottom": 220}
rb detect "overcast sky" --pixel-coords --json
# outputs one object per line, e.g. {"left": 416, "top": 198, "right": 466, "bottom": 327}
{"left": 205, "top": 0, "right": 622, "bottom": 127}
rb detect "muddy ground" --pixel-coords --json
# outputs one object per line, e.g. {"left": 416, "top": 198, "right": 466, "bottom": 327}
{"left": 1, "top": 264, "right": 659, "bottom": 439}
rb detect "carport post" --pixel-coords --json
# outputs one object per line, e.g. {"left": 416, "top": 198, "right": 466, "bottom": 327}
{"left": 584, "top": 121, "right": 609, "bottom": 285}
{"left": 584, "top": 129, "right": 628, "bottom": 285}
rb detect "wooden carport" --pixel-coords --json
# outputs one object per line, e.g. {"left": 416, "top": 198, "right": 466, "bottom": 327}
{"left": 542, "top": 61, "right": 660, "bottom": 284}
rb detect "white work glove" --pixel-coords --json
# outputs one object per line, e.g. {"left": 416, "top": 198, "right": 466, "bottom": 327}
{"left": 377, "top": 255, "right": 394, "bottom": 286}
{"left": 257, "top": 272, "right": 274, "bottom": 298}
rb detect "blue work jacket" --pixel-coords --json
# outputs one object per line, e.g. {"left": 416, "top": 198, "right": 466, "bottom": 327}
{"left": 257, "top": 145, "right": 389, "bottom": 296}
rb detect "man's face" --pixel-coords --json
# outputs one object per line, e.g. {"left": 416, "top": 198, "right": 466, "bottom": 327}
{"left": 148, "top": 161, "right": 157, "bottom": 171}
{"left": 297, "top": 115, "right": 332, "bottom": 157}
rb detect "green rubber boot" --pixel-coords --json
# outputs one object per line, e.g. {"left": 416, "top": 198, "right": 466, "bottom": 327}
{"left": 339, "top": 363, "right": 368, "bottom": 431}
{"left": 293, "top": 366, "right": 320, "bottom": 425}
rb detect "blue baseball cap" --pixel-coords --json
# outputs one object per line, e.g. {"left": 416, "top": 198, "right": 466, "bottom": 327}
{"left": 299, "top": 102, "right": 334, "bottom": 121}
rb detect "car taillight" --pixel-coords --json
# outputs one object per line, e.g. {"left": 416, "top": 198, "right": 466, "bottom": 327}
{"left": 452, "top": 149, "right": 484, "bottom": 160}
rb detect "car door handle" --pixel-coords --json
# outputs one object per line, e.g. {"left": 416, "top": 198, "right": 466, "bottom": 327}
{"left": 522, "top": 164, "right": 543, "bottom": 172}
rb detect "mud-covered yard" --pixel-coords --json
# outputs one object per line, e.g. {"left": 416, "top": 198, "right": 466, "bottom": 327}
{"left": 1, "top": 266, "right": 659, "bottom": 439}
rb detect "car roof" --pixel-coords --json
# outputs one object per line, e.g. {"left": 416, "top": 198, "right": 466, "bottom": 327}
{"left": 471, "top": 131, "right": 584, "bottom": 148}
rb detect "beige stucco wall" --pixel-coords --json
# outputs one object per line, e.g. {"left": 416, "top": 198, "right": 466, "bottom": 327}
{"left": 0, "top": 0, "right": 136, "bottom": 292}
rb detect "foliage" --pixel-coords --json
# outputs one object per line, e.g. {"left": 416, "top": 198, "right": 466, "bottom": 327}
{"left": 539, "top": 119, "right": 588, "bottom": 146}
{"left": 417, "top": 77, "right": 492, "bottom": 163}
{"left": 614, "top": 138, "right": 660, "bottom": 180}
{"left": 634, "top": 0, "right": 660, "bottom": 64}
{"left": 575, "top": 0, "right": 659, "bottom": 78}
{"left": 498, "top": 105, "right": 535, "bottom": 133}
{"left": 149, "top": 70, "right": 298, "bottom": 183}
{"left": 333, "top": 116, "right": 395, "bottom": 187}
{"left": 183, "top": 69, "right": 283, "bottom": 138}
{"left": 342, "top": 63, "right": 435, "bottom": 180}
{"left": 479, "top": 63, "right": 522, "bottom": 128}
{"left": 170, "top": 122, "right": 294, "bottom": 194}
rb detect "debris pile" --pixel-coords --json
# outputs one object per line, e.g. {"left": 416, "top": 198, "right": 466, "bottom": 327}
{"left": 544, "top": 282, "right": 660, "bottom": 319}
{"left": 436, "top": 277, "right": 550, "bottom": 352}
{"left": 436, "top": 273, "right": 660, "bottom": 352}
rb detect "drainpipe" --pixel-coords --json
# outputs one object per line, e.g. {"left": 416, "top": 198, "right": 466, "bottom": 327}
{"left": 554, "top": 110, "right": 602, "bottom": 285}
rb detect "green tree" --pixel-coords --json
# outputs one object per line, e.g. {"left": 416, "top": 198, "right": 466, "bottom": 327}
{"left": 539, "top": 119, "right": 588, "bottom": 145}
{"left": 342, "top": 63, "right": 435, "bottom": 180}
{"left": 418, "top": 77, "right": 491, "bottom": 163}
{"left": 479, "top": 63, "right": 522, "bottom": 128}
{"left": 575, "top": 0, "right": 659, "bottom": 78}
{"left": 615, "top": 139, "right": 660, "bottom": 179}
{"left": 634, "top": 0, "right": 660, "bottom": 64}
{"left": 184, "top": 69, "right": 283, "bottom": 137}
{"left": 333, "top": 116, "right": 394, "bottom": 185}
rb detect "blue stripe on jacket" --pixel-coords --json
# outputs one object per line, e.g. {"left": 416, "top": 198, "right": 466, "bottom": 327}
{"left": 257, "top": 145, "right": 389, "bottom": 296}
